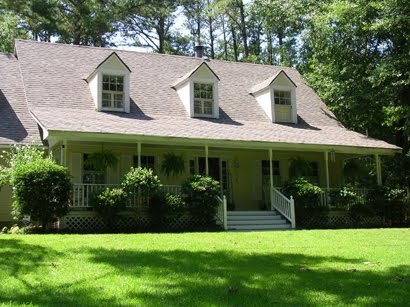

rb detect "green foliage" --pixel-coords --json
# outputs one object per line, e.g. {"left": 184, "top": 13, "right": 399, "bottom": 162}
{"left": 329, "top": 186, "right": 362, "bottom": 209}
{"left": 1, "top": 145, "right": 72, "bottom": 230}
{"left": 288, "top": 157, "right": 313, "bottom": 179}
{"left": 282, "top": 177, "right": 323, "bottom": 219}
{"left": 181, "top": 175, "right": 220, "bottom": 223}
{"left": 365, "top": 185, "right": 408, "bottom": 225}
{"left": 121, "top": 167, "right": 161, "bottom": 195}
{"left": 91, "top": 188, "right": 127, "bottom": 218}
{"left": 84, "top": 149, "right": 118, "bottom": 171}
{"left": 165, "top": 193, "right": 186, "bottom": 213}
{"left": 161, "top": 152, "right": 185, "bottom": 177}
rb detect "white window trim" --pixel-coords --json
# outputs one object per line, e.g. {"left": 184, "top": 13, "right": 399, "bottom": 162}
{"left": 271, "top": 84, "right": 297, "bottom": 123}
{"left": 190, "top": 77, "right": 219, "bottom": 119}
{"left": 97, "top": 68, "right": 130, "bottom": 113}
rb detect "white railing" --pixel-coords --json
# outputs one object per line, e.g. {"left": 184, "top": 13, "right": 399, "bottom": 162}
{"left": 161, "top": 185, "right": 182, "bottom": 195}
{"left": 72, "top": 183, "right": 182, "bottom": 209}
{"left": 319, "top": 188, "right": 369, "bottom": 209}
{"left": 72, "top": 183, "right": 120, "bottom": 208}
{"left": 271, "top": 187, "right": 295, "bottom": 228}
{"left": 217, "top": 195, "right": 228, "bottom": 230}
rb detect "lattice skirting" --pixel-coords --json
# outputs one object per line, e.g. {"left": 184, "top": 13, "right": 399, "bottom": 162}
{"left": 60, "top": 212, "right": 215, "bottom": 232}
{"left": 298, "top": 212, "right": 383, "bottom": 229}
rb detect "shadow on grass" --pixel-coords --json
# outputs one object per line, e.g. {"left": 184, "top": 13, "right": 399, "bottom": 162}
{"left": 0, "top": 238, "right": 408, "bottom": 306}
{"left": 85, "top": 248, "right": 409, "bottom": 306}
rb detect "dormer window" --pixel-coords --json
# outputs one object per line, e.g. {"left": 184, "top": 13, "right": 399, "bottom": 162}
{"left": 274, "top": 90, "right": 292, "bottom": 122}
{"left": 172, "top": 62, "right": 220, "bottom": 119}
{"left": 102, "top": 75, "right": 124, "bottom": 110}
{"left": 250, "top": 70, "right": 297, "bottom": 124}
{"left": 86, "top": 52, "right": 131, "bottom": 113}
{"left": 194, "top": 83, "right": 213, "bottom": 116}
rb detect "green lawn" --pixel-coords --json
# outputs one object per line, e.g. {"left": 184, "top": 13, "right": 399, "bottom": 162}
{"left": 0, "top": 229, "right": 409, "bottom": 306}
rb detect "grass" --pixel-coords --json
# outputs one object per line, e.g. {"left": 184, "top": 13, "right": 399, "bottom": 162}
{"left": 0, "top": 229, "right": 409, "bottom": 306}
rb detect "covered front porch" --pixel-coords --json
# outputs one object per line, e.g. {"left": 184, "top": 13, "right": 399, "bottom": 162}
{"left": 50, "top": 135, "right": 390, "bottom": 231}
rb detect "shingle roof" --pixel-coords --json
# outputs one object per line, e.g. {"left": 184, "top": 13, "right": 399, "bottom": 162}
{"left": 0, "top": 53, "right": 39, "bottom": 145}
{"left": 13, "top": 40, "right": 400, "bottom": 151}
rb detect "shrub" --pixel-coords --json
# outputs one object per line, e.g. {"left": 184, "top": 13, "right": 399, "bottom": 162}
{"left": 90, "top": 187, "right": 127, "bottom": 229}
{"left": 165, "top": 193, "right": 186, "bottom": 213}
{"left": 122, "top": 167, "right": 161, "bottom": 196}
{"left": 329, "top": 186, "right": 362, "bottom": 209}
{"left": 1, "top": 145, "right": 72, "bottom": 230}
{"left": 181, "top": 175, "right": 220, "bottom": 225}
{"left": 282, "top": 177, "right": 323, "bottom": 220}
{"left": 366, "top": 185, "right": 408, "bottom": 225}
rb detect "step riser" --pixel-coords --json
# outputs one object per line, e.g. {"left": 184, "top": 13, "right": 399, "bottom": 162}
{"left": 228, "top": 216, "right": 282, "bottom": 220}
{"left": 227, "top": 211, "right": 277, "bottom": 216}
{"left": 228, "top": 220, "right": 287, "bottom": 225}
{"left": 228, "top": 224, "right": 291, "bottom": 230}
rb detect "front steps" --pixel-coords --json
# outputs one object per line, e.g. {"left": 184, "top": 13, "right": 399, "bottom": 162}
{"left": 227, "top": 211, "right": 292, "bottom": 231}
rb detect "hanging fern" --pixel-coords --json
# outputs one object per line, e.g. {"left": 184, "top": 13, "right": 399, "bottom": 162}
{"left": 161, "top": 152, "right": 185, "bottom": 177}
{"left": 84, "top": 149, "right": 118, "bottom": 171}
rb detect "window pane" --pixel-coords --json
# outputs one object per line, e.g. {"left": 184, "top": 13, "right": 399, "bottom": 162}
{"left": 102, "top": 93, "right": 111, "bottom": 107}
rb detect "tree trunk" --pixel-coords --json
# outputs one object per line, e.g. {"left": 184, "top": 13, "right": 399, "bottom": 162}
{"left": 231, "top": 23, "right": 238, "bottom": 62}
{"left": 267, "top": 30, "right": 273, "bottom": 65}
{"left": 221, "top": 16, "right": 228, "bottom": 61}
{"left": 237, "top": 0, "right": 248, "bottom": 59}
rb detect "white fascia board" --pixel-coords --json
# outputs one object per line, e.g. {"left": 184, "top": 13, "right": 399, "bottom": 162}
{"left": 29, "top": 110, "right": 49, "bottom": 139}
{"left": 46, "top": 130, "right": 401, "bottom": 156}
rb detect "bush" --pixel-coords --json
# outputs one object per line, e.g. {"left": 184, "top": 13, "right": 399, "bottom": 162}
{"left": 366, "top": 185, "right": 408, "bottom": 225}
{"left": 181, "top": 175, "right": 220, "bottom": 225}
{"left": 91, "top": 188, "right": 127, "bottom": 228}
{"left": 122, "top": 167, "right": 161, "bottom": 197}
{"left": 165, "top": 193, "right": 186, "bottom": 213}
{"left": 329, "top": 186, "right": 362, "bottom": 209}
{"left": 282, "top": 177, "right": 323, "bottom": 220}
{"left": 1, "top": 145, "right": 72, "bottom": 230}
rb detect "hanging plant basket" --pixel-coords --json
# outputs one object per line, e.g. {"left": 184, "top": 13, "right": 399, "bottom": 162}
{"left": 84, "top": 149, "right": 118, "bottom": 171}
{"left": 161, "top": 152, "right": 185, "bottom": 177}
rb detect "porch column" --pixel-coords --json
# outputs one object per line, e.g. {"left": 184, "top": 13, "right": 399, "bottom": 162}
{"left": 137, "top": 142, "right": 141, "bottom": 167}
{"left": 375, "top": 154, "right": 382, "bottom": 185}
{"left": 269, "top": 149, "right": 273, "bottom": 208}
{"left": 324, "top": 151, "right": 330, "bottom": 190}
{"left": 205, "top": 145, "right": 209, "bottom": 176}
{"left": 61, "top": 140, "right": 67, "bottom": 166}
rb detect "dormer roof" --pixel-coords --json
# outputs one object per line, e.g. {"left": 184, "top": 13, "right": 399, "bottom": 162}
{"left": 250, "top": 70, "right": 297, "bottom": 95}
{"left": 86, "top": 52, "right": 131, "bottom": 81}
{"left": 172, "top": 61, "right": 220, "bottom": 89}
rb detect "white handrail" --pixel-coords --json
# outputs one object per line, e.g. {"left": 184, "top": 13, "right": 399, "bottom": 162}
{"left": 216, "top": 195, "right": 227, "bottom": 230}
{"left": 271, "top": 187, "right": 296, "bottom": 228}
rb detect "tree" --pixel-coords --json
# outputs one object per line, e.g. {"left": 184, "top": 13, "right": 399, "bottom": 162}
{"left": 301, "top": 0, "right": 410, "bottom": 193}
{"left": 119, "top": 0, "right": 179, "bottom": 54}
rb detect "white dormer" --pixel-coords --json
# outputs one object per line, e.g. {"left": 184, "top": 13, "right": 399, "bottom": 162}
{"left": 86, "top": 52, "right": 131, "bottom": 113}
{"left": 172, "top": 62, "right": 220, "bottom": 119}
{"left": 250, "top": 70, "right": 297, "bottom": 124}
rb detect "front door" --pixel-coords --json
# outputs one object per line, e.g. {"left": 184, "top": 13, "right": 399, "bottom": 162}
{"left": 197, "top": 157, "right": 230, "bottom": 200}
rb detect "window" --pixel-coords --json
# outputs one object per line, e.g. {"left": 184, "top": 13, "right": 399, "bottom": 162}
{"left": 133, "top": 155, "right": 155, "bottom": 171}
{"left": 194, "top": 83, "right": 213, "bottom": 116}
{"left": 83, "top": 154, "right": 105, "bottom": 184}
{"left": 102, "top": 75, "right": 124, "bottom": 109}
{"left": 274, "top": 90, "right": 291, "bottom": 105}
{"left": 262, "top": 160, "right": 280, "bottom": 176}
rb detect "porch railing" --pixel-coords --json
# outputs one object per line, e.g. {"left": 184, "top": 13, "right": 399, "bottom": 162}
{"left": 271, "top": 187, "right": 296, "bottom": 228}
{"left": 217, "top": 195, "right": 228, "bottom": 230}
{"left": 71, "top": 183, "right": 182, "bottom": 209}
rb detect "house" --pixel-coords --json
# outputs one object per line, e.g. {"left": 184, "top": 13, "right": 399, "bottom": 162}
{"left": 0, "top": 40, "right": 401, "bottom": 230}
